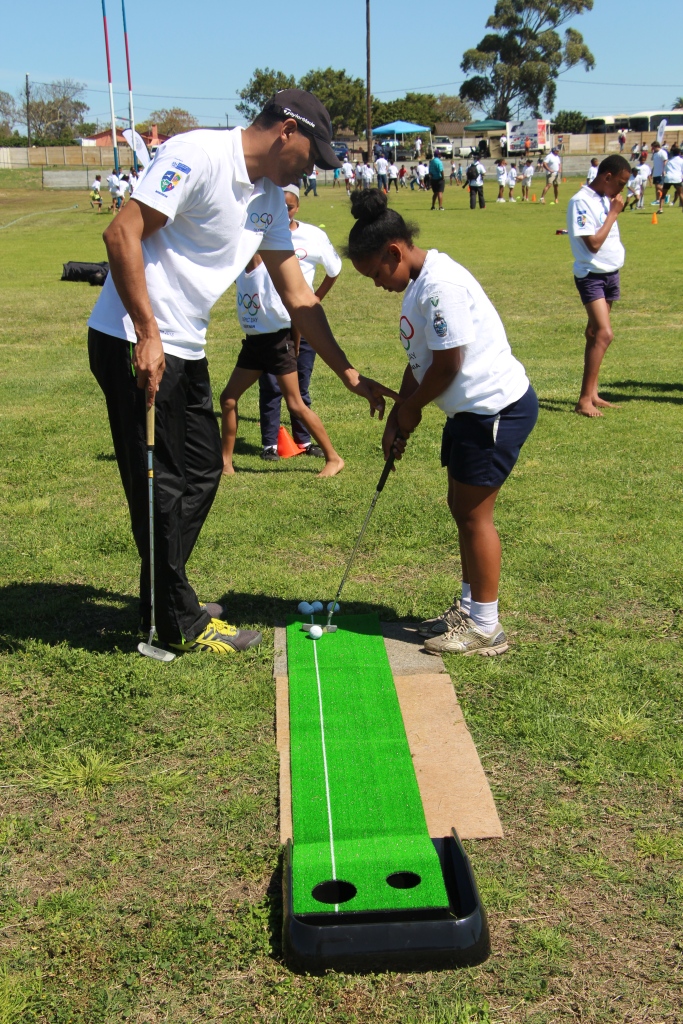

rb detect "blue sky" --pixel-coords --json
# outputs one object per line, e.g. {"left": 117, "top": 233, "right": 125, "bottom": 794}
{"left": 2, "top": 0, "right": 681, "bottom": 130}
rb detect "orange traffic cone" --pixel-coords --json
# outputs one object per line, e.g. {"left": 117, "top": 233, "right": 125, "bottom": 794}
{"left": 651, "top": 212, "right": 658, "bottom": 224}
{"left": 562, "top": 176, "right": 567, "bottom": 184}
{"left": 277, "top": 425, "right": 300, "bottom": 458}
{"left": 531, "top": 193, "right": 537, "bottom": 203}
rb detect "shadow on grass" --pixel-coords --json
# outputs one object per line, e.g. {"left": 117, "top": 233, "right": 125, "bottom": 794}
{"left": 537, "top": 397, "right": 576, "bottom": 413}
{"left": 0, "top": 582, "right": 399, "bottom": 654}
{"left": 601, "top": 380, "right": 683, "bottom": 405}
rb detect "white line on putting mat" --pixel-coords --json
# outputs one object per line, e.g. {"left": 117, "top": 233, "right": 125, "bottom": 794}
{"left": 312, "top": 636, "right": 338, "bottom": 913}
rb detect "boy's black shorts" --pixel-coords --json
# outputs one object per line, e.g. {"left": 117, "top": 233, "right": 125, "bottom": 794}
{"left": 235, "top": 329, "right": 297, "bottom": 376}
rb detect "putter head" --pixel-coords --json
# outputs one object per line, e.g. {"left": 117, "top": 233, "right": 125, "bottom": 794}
{"left": 137, "top": 641, "right": 176, "bottom": 663}
{"left": 301, "top": 623, "right": 338, "bottom": 634}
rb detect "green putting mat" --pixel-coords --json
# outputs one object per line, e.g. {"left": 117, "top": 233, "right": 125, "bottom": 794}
{"left": 287, "top": 613, "right": 450, "bottom": 915}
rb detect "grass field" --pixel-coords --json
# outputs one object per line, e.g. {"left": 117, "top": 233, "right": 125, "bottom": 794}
{"left": 1, "top": 169, "right": 682, "bottom": 1023}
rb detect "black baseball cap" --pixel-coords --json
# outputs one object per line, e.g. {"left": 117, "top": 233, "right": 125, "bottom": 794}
{"left": 261, "top": 89, "right": 342, "bottom": 170}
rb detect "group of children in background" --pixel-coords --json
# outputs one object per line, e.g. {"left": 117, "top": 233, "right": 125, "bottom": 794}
{"left": 495, "top": 158, "right": 536, "bottom": 202}
{"left": 89, "top": 167, "right": 140, "bottom": 214}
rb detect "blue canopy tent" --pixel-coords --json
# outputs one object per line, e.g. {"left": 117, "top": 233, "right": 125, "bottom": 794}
{"left": 372, "top": 120, "right": 432, "bottom": 160}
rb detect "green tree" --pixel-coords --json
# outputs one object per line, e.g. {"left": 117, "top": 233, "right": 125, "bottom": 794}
{"left": 433, "top": 94, "right": 472, "bottom": 123}
{"left": 16, "top": 79, "right": 89, "bottom": 143}
{"left": 460, "top": 0, "right": 596, "bottom": 121}
{"left": 372, "top": 92, "right": 438, "bottom": 131}
{"left": 0, "top": 90, "right": 17, "bottom": 137}
{"left": 673, "top": 97, "right": 683, "bottom": 110}
{"left": 298, "top": 68, "right": 365, "bottom": 135}
{"left": 236, "top": 68, "right": 296, "bottom": 122}
{"left": 551, "top": 109, "right": 586, "bottom": 133}
{"left": 144, "top": 108, "right": 199, "bottom": 136}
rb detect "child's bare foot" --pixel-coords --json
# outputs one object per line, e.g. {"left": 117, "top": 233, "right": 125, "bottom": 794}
{"left": 317, "top": 456, "right": 345, "bottom": 479}
{"left": 575, "top": 398, "right": 603, "bottom": 418}
{"left": 592, "top": 395, "right": 619, "bottom": 409}
{"left": 222, "top": 463, "right": 235, "bottom": 476}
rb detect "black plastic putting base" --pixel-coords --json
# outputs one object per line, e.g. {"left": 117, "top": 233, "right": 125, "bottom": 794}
{"left": 282, "top": 830, "right": 490, "bottom": 973}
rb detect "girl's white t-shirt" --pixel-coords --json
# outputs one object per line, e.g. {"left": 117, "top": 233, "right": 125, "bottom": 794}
{"left": 235, "top": 260, "right": 290, "bottom": 335}
{"left": 507, "top": 167, "right": 518, "bottom": 185}
{"left": 496, "top": 165, "right": 507, "bottom": 184}
{"left": 399, "top": 250, "right": 529, "bottom": 417}
{"left": 637, "top": 163, "right": 652, "bottom": 184}
{"left": 522, "top": 165, "right": 534, "bottom": 181}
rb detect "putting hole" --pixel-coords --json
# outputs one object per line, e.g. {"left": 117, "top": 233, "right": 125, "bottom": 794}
{"left": 312, "top": 880, "right": 357, "bottom": 904}
{"left": 386, "top": 871, "right": 421, "bottom": 890}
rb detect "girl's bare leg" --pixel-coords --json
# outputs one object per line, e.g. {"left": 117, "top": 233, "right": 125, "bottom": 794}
{"left": 447, "top": 477, "right": 502, "bottom": 603}
{"left": 277, "top": 372, "right": 344, "bottom": 478}
{"left": 219, "top": 367, "right": 261, "bottom": 475}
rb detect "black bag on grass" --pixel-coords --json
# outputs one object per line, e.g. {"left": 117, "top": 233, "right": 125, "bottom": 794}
{"left": 61, "top": 261, "right": 109, "bottom": 286}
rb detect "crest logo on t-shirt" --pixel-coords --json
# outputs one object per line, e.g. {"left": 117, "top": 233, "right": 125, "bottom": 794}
{"left": 430, "top": 296, "right": 439, "bottom": 307}
{"left": 238, "top": 292, "right": 261, "bottom": 312}
{"left": 432, "top": 312, "right": 448, "bottom": 338}
{"left": 399, "top": 315, "right": 414, "bottom": 350}
{"left": 576, "top": 207, "right": 587, "bottom": 228}
{"left": 160, "top": 170, "right": 182, "bottom": 193}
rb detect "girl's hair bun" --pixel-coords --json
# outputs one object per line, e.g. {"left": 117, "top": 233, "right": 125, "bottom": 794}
{"left": 350, "top": 188, "right": 388, "bottom": 224}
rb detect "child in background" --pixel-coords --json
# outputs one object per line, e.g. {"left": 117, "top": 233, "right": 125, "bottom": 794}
{"left": 521, "top": 159, "right": 534, "bottom": 201}
{"left": 220, "top": 250, "right": 344, "bottom": 479}
{"left": 636, "top": 153, "right": 651, "bottom": 208}
{"left": 345, "top": 189, "right": 538, "bottom": 656}
{"left": 586, "top": 158, "right": 599, "bottom": 185}
{"left": 496, "top": 159, "right": 507, "bottom": 202}
{"left": 567, "top": 154, "right": 631, "bottom": 418}
{"left": 625, "top": 166, "right": 641, "bottom": 210}
{"left": 507, "top": 162, "right": 518, "bottom": 202}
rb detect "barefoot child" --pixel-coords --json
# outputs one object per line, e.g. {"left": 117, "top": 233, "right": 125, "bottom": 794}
{"left": 567, "top": 154, "right": 631, "bottom": 418}
{"left": 220, "top": 254, "right": 344, "bottom": 479}
{"left": 521, "top": 159, "right": 534, "bottom": 200}
{"left": 345, "top": 189, "right": 538, "bottom": 656}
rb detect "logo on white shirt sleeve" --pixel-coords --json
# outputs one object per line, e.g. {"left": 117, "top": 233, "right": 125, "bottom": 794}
{"left": 433, "top": 311, "right": 448, "bottom": 338}
{"left": 159, "top": 170, "right": 181, "bottom": 193}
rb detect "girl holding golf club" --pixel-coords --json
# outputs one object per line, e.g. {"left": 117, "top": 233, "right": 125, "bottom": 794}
{"left": 346, "top": 189, "right": 538, "bottom": 655}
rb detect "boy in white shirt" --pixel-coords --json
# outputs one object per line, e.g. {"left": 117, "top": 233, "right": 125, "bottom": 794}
{"left": 507, "top": 163, "right": 518, "bottom": 201}
{"left": 586, "top": 158, "right": 599, "bottom": 185}
{"left": 388, "top": 161, "right": 399, "bottom": 192}
{"left": 521, "top": 159, "right": 534, "bottom": 201}
{"left": 495, "top": 159, "right": 507, "bottom": 201}
{"left": 221, "top": 245, "right": 344, "bottom": 478}
{"left": 636, "top": 153, "right": 651, "bottom": 208}
{"left": 342, "top": 160, "right": 355, "bottom": 196}
{"left": 566, "top": 154, "right": 631, "bottom": 417}
{"left": 625, "top": 166, "right": 641, "bottom": 210}
{"left": 258, "top": 185, "right": 343, "bottom": 463}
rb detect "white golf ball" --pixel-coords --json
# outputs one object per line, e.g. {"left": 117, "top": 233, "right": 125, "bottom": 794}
{"left": 311, "top": 601, "right": 324, "bottom": 613}
{"left": 298, "top": 601, "right": 313, "bottom": 614}
{"left": 309, "top": 625, "right": 323, "bottom": 640}
{"left": 327, "top": 602, "right": 340, "bottom": 613}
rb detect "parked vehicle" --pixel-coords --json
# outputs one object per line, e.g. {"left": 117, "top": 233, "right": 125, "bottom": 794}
{"left": 332, "top": 141, "right": 350, "bottom": 161}
{"left": 432, "top": 135, "right": 454, "bottom": 157}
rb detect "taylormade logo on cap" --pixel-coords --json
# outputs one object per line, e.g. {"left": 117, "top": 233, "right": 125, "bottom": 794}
{"left": 283, "top": 107, "right": 315, "bottom": 129}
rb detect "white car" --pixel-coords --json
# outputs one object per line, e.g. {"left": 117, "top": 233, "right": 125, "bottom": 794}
{"left": 432, "top": 135, "right": 454, "bottom": 157}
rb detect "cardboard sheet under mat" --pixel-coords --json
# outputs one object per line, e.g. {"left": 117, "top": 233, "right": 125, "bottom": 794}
{"left": 286, "top": 613, "right": 449, "bottom": 916}
{"left": 276, "top": 627, "right": 502, "bottom": 844}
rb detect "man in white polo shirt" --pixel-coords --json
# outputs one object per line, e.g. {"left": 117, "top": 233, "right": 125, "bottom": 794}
{"left": 567, "top": 154, "right": 630, "bottom": 418}
{"left": 375, "top": 153, "right": 389, "bottom": 191}
{"left": 540, "top": 147, "right": 562, "bottom": 204}
{"left": 88, "top": 89, "right": 394, "bottom": 655}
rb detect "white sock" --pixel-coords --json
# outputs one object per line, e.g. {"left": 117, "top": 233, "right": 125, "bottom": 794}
{"left": 469, "top": 599, "right": 499, "bottom": 633}
{"left": 460, "top": 582, "right": 472, "bottom": 616}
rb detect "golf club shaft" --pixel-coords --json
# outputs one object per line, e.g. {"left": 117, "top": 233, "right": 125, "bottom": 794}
{"left": 146, "top": 404, "right": 155, "bottom": 643}
{"left": 326, "top": 447, "right": 398, "bottom": 626}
